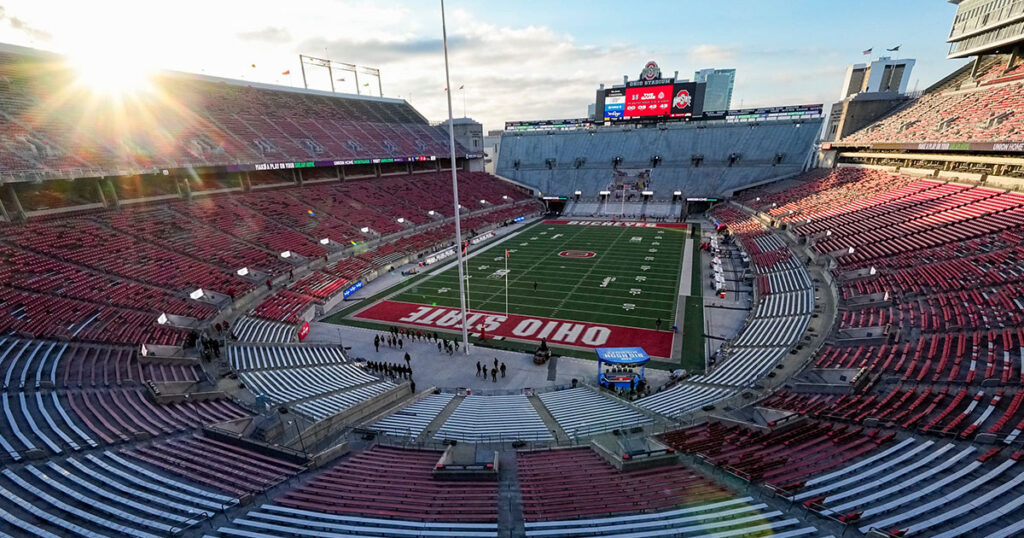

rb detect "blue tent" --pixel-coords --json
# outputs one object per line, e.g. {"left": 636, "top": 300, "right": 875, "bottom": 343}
{"left": 596, "top": 347, "right": 649, "bottom": 389}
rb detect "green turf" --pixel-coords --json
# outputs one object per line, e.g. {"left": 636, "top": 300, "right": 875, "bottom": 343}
{"left": 390, "top": 222, "right": 689, "bottom": 330}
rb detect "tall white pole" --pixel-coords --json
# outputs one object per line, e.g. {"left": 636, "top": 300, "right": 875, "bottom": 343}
{"left": 504, "top": 251, "right": 509, "bottom": 317}
{"left": 464, "top": 253, "right": 472, "bottom": 310}
{"left": 441, "top": 0, "right": 470, "bottom": 353}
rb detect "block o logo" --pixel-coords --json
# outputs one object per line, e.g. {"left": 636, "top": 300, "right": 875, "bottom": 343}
{"left": 559, "top": 250, "right": 597, "bottom": 258}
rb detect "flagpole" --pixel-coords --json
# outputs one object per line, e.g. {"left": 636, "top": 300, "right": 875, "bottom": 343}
{"left": 442, "top": 0, "right": 470, "bottom": 353}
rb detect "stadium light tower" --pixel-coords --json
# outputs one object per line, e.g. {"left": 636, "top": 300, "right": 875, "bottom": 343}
{"left": 441, "top": 0, "right": 470, "bottom": 353}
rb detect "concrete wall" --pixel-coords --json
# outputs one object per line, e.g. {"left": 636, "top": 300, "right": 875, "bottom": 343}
{"left": 829, "top": 96, "right": 908, "bottom": 142}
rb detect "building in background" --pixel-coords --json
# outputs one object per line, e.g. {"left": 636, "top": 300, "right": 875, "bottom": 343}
{"left": 483, "top": 129, "right": 503, "bottom": 174}
{"left": 823, "top": 57, "right": 916, "bottom": 142}
{"left": 947, "top": 0, "right": 1024, "bottom": 59}
{"left": 694, "top": 68, "right": 735, "bottom": 111}
{"left": 438, "top": 117, "right": 485, "bottom": 171}
{"left": 839, "top": 57, "right": 916, "bottom": 97}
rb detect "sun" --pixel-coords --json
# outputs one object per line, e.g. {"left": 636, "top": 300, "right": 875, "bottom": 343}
{"left": 67, "top": 44, "right": 154, "bottom": 96}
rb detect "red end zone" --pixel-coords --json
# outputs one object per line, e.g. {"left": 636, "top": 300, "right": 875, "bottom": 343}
{"left": 354, "top": 300, "right": 673, "bottom": 358}
{"left": 543, "top": 220, "right": 688, "bottom": 229}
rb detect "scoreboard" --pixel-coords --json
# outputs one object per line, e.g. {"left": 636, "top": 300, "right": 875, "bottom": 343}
{"left": 624, "top": 84, "right": 672, "bottom": 118}
{"left": 603, "top": 80, "right": 702, "bottom": 123}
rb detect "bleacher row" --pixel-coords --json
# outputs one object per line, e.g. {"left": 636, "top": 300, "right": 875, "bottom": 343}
{"left": 0, "top": 432, "right": 309, "bottom": 538}
{"left": 0, "top": 50, "right": 453, "bottom": 173}
{"left": 237, "top": 360, "right": 395, "bottom": 422}
{"left": 369, "top": 392, "right": 455, "bottom": 439}
{"left": 792, "top": 437, "right": 1024, "bottom": 537}
{"left": 0, "top": 338, "right": 201, "bottom": 390}
{"left": 761, "top": 384, "right": 1024, "bottom": 442}
{"left": 740, "top": 167, "right": 1024, "bottom": 399}
{"left": 690, "top": 347, "right": 789, "bottom": 387}
{"left": 435, "top": 394, "right": 552, "bottom": 442}
{"left": 842, "top": 53, "right": 1024, "bottom": 145}
{"left": 228, "top": 343, "right": 347, "bottom": 371}
{"left": 715, "top": 165, "right": 1024, "bottom": 534}
{"left": 636, "top": 385, "right": 736, "bottom": 417}
{"left": 663, "top": 420, "right": 892, "bottom": 488}
{"left": 537, "top": 388, "right": 652, "bottom": 437}
{"left": 120, "top": 434, "right": 306, "bottom": 498}
{"left": 0, "top": 335, "right": 244, "bottom": 464}
{"left": 682, "top": 205, "right": 814, "bottom": 388}
{"left": 0, "top": 170, "right": 533, "bottom": 347}
{"left": 232, "top": 317, "right": 297, "bottom": 344}
{"left": 370, "top": 388, "right": 654, "bottom": 441}
{"left": 223, "top": 345, "right": 665, "bottom": 442}
{"left": 198, "top": 444, "right": 830, "bottom": 538}
{"left": 663, "top": 418, "right": 1024, "bottom": 535}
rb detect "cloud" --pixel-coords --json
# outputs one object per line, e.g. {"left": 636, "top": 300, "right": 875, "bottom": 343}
{"left": 295, "top": 21, "right": 647, "bottom": 130}
{"left": 689, "top": 44, "right": 737, "bottom": 65}
{"left": 0, "top": 1, "right": 928, "bottom": 133}
{"left": 297, "top": 35, "right": 460, "bottom": 65}
{"left": 237, "top": 26, "right": 292, "bottom": 43}
{"left": 0, "top": 6, "right": 51, "bottom": 41}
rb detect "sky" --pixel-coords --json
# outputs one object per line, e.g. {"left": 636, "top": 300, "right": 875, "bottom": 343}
{"left": 0, "top": 0, "right": 966, "bottom": 133}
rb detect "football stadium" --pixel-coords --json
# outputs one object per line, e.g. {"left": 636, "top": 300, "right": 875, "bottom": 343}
{"left": 0, "top": 0, "right": 1024, "bottom": 536}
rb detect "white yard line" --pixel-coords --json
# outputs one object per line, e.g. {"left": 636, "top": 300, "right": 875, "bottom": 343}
{"left": 554, "top": 226, "right": 632, "bottom": 313}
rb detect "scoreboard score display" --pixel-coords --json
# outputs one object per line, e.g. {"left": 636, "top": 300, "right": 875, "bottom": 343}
{"left": 625, "top": 85, "right": 672, "bottom": 118}
{"left": 601, "top": 62, "right": 702, "bottom": 123}
{"left": 604, "top": 81, "right": 701, "bottom": 122}
{"left": 602, "top": 80, "right": 700, "bottom": 121}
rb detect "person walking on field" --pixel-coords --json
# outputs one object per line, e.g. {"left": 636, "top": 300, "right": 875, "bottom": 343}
{"left": 491, "top": 368, "right": 497, "bottom": 382}
{"left": 533, "top": 281, "right": 538, "bottom": 291}
{"left": 500, "top": 362, "right": 506, "bottom": 377}
{"left": 374, "top": 335, "right": 380, "bottom": 352}
{"left": 493, "top": 358, "right": 498, "bottom": 370}
{"left": 655, "top": 317, "right": 662, "bottom": 331}
{"left": 404, "top": 352, "right": 411, "bottom": 366}
{"left": 476, "top": 361, "right": 481, "bottom": 377}
{"left": 482, "top": 365, "right": 488, "bottom": 379}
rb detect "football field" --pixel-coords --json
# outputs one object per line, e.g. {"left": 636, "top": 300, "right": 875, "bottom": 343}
{"left": 351, "top": 220, "right": 694, "bottom": 359}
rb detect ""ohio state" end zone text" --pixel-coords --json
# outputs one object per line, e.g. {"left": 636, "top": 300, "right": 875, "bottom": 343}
{"left": 353, "top": 300, "right": 672, "bottom": 357}
{"left": 543, "top": 220, "right": 688, "bottom": 229}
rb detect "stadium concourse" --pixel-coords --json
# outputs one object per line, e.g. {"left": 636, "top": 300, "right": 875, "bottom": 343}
{"left": 3, "top": 3, "right": 1024, "bottom": 536}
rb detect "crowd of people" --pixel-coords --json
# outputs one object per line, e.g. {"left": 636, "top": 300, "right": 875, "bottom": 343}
{"left": 183, "top": 329, "right": 223, "bottom": 362}
{"left": 476, "top": 358, "right": 507, "bottom": 383}
{"left": 374, "top": 326, "right": 461, "bottom": 355}
{"left": 369, "top": 326, "right": 516, "bottom": 386}
{"left": 600, "top": 376, "right": 651, "bottom": 401}
{"left": 365, "top": 360, "right": 413, "bottom": 380}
